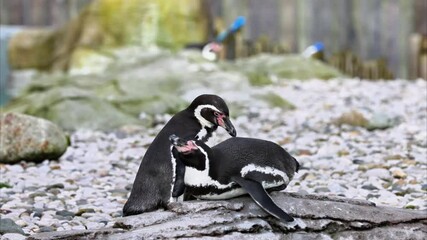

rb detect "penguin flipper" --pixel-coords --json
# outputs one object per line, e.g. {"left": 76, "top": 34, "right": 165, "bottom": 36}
{"left": 231, "top": 176, "right": 294, "bottom": 222}
{"left": 172, "top": 161, "right": 186, "bottom": 198}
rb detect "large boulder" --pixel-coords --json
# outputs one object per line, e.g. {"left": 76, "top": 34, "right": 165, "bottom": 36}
{"left": 6, "top": 50, "right": 343, "bottom": 131}
{"left": 8, "top": 0, "right": 207, "bottom": 71}
{"left": 45, "top": 98, "right": 141, "bottom": 131}
{"left": 0, "top": 218, "right": 25, "bottom": 235}
{"left": 7, "top": 29, "right": 56, "bottom": 70}
{"left": 0, "top": 113, "right": 69, "bottom": 164}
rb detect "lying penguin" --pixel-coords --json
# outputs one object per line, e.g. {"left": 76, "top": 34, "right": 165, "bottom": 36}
{"left": 123, "top": 95, "right": 236, "bottom": 216}
{"left": 169, "top": 134, "right": 299, "bottom": 222}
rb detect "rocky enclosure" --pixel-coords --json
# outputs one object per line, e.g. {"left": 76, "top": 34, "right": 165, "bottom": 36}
{"left": 26, "top": 193, "right": 427, "bottom": 240}
{"left": 0, "top": 78, "right": 426, "bottom": 239}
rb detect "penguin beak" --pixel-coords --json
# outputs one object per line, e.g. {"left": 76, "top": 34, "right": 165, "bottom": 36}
{"left": 220, "top": 116, "right": 237, "bottom": 137}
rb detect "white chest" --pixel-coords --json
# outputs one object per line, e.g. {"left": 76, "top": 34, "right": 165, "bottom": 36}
{"left": 196, "top": 128, "right": 208, "bottom": 140}
{"left": 184, "top": 166, "right": 233, "bottom": 189}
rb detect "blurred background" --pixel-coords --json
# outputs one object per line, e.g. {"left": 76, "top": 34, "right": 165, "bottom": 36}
{"left": 1, "top": 1, "right": 426, "bottom": 73}
{"left": 1, "top": 0, "right": 426, "bottom": 128}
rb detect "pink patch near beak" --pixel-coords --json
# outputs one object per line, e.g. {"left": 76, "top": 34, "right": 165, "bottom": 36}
{"left": 216, "top": 114, "right": 225, "bottom": 127}
{"left": 176, "top": 141, "right": 198, "bottom": 154}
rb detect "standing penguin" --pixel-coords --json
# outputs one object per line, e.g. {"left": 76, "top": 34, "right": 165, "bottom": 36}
{"left": 123, "top": 95, "right": 236, "bottom": 216}
{"left": 169, "top": 135, "right": 299, "bottom": 222}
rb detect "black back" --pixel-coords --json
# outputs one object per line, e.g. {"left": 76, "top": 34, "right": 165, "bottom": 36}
{"left": 184, "top": 137, "right": 299, "bottom": 185}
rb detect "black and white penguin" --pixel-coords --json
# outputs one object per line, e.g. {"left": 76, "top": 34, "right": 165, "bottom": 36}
{"left": 123, "top": 95, "right": 236, "bottom": 216}
{"left": 169, "top": 135, "right": 299, "bottom": 222}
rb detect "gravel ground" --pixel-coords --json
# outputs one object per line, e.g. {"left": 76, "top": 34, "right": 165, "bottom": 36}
{"left": 1, "top": 79, "right": 426, "bottom": 235}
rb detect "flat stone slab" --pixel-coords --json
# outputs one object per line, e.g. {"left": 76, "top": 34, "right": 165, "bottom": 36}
{"left": 28, "top": 192, "right": 427, "bottom": 240}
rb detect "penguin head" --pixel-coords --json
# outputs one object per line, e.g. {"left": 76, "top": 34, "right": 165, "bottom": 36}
{"left": 169, "top": 134, "right": 199, "bottom": 155}
{"left": 188, "top": 94, "right": 237, "bottom": 137}
{"left": 170, "top": 134, "right": 209, "bottom": 170}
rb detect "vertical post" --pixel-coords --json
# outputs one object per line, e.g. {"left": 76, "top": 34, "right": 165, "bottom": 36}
{"left": 419, "top": 36, "right": 427, "bottom": 80}
{"left": 397, "top": 0, "right": 413, "bottom": 79}
{"left": 28, "top": 0, "right": 48, "bottom": 26}
{"left": 279, "top": 0, "right": 298, "bottom": 52}
{"left": 0, "top": 0, "right": 9, "bottom": 25}
{"left": 297, "top": 0, "right": 312, "bottom": 52}
{"left": 51, "top": 0, "right": 70, "bottom": 27}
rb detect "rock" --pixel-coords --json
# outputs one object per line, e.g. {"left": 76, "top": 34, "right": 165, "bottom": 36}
{"left": 0, "top": 182, "right": 12, "bottom": 188}
{"left": 32, "top": 210, "right": 43, "bottom": 219}
{"left": 75, "top": 208, "right": 96, "bottom": 216}
{"left": 8, "top": 0, "right": 207, "bottom": 71}
{"left": 390, "top": 168, "right": 407, "bottom": 179}
{"left": 223, "top": 54, "right": 344, "bottom": 83}
{"left": 38, "top": 226, "right": 55, "bottom": 233}
{"left": 1, "top": 233, "right": 27, "bottom": 240}
{"left": 334, "top": 223, "right": 426, "bottom": 240}
{"left": 0, "top": 113, "right": 69, "bottom": 164}
{"left": 27, "top": 228, "right": 124, "bottom": 240}
{"left": 334, "top": 110, "right": 369, "bottom": 128}
{"left": 362, "top": 184, "right": 379, "bottom": 191}
{"left": 405, "top": 199, "right": 426, "bottom": 210}
{"left": 46, "top": 183, "right": 65, "bottom": 190}
{"left": 29, "top": 192, "right": 47, "bottom": 198}
{"left": 45, "top": 97, "right": 141, "bottom": 131}
{"left": 328, "top": 182, "right": 348, "bottom": 193}
{"left": 367, "top": 112, "right": 400, "bottom": 131}
{"left": 352, "top": 159, "right": 365, "bottom": 164}
{"left": 254, "top": 92, "right": 295, "bottom": 110}
{"left": 8, "top": 29, "right": 55, "bottom": 70}
{"left": 365, "top": 168, "right": 392, "bottom": 181}
{"left": 391, "top": 168, "right": 407, "bottom": 179}
{"left": 28, "top": 192, "right": 427, "bottom": 239}
{"left": 0, "top": 218, "right": 25, "bottom": 235}
{"left": 16, "top": 218, "right": 29, "bottom": 226}
{"left": 55, "top": 210, "right": 75, "bottom": 218}
{"left": 315, "top": 187, "right": 330, "bottom": 193}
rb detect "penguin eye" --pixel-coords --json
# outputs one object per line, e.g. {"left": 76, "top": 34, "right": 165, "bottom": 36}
{"left": 214, "top": 111, "right": 220, "bottom": 117}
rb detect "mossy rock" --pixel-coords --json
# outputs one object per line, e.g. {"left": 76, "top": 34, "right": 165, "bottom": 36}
{"left": 246, "top": 71, "right": 273, "bottom": 86}
{"left": 8, "top": 0, "right": 207, "bottom": 71}
{"left": 223, "top": 54, "right": 345, "bottom": 85}
{"left": 255, "top": 92, "right": 296, "bottom": 110}
{"left": 44, "top": 98, "right": 141, "bottom": 131}
{"left": 69, "top": 48, "right": 116, "bottom": 75}
{"left": 115, "top": 94, "right": 188, "bottom": 116}
{"left": 8, "top": 29, "right": 56, "bottom": 70}
{"left": 0, "top": 182, "right": 12, "bottom": 188}
{"left": 4, "top": 49, "right": 305, "bottom": 131}
{"left": 334, "top": 111, "right": 369, "bottom": 128}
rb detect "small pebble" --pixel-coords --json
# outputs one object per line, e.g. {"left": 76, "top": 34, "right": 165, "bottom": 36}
{"left": 391, "top": 168, "right": 407, "bottom": 179}
{"left": 46, "top": 183, "right": 64, "bottom": 190}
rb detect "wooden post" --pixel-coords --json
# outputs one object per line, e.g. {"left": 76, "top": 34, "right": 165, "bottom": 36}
{"left": 50, "top": 0, "right": 70, "bottom": 27}
{"left": 419, "top": 36, "right": 427, "bottom": 80}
